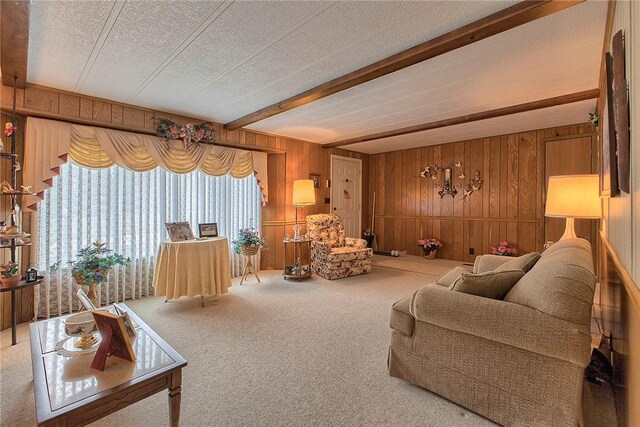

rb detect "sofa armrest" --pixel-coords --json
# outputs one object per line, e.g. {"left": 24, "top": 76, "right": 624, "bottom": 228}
{"left": 473, "top": 254, "right": 512, "bottom": 273}
{"left": 411, "top": 284, "right": 592, "bottom": 366}
{"left": 345, "top": 237, "right": 367, "bottom": 249}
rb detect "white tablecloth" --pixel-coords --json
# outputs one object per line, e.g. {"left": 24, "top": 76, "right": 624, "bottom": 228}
{"left": 153, "top": 237, "right": 231, "bottom": 300}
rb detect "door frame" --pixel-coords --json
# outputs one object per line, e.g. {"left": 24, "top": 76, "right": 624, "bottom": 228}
{"left": 330, "top": 154, "right": 362, "bottom": 237}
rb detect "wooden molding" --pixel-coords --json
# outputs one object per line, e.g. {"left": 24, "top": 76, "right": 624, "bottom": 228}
{"left": 596, "top": 0, "right": 617, "bottom": 115}
{"left": 0, "top": 105, "right": 286, "bottom": 154}
{"left": 323, "top": 89, "right": 600, "bottom": 148}
{"left": 374, "top": 215, "right": 538, "bottom": 223}
{"left": 600, "top": 230, "right": 640, "bottom": 309}
{"left": 1, "top": 0, "right": 30, "bottom": 88}
{"left": 224, "top": 0, "right": 583, "bottom": 130}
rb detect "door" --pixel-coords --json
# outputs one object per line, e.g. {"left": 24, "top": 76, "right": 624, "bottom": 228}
{"left": 544, "top": 135, "right": 595, "bottom": 243}
{"left": 331, "top": 155, "right": 362, "bottom": 238}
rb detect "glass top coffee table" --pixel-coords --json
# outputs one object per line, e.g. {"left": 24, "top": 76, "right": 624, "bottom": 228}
{"left": 29, "top": 304, "right": 187, "bottom": 426}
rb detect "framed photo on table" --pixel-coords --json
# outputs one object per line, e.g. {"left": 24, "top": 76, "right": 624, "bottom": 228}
{"left": 198, "top": 223, "right": 218, "bottom": 238}
{"left": 165, "top": 222, "right": 195, "bottom": 242}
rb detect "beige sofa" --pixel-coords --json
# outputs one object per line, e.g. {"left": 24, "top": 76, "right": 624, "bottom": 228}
{"left": 388, "top": 238, "right": 596, "bottom": 426}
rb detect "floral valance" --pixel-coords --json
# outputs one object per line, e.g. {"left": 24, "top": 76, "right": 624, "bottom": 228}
{"left": 23, "top": 117, "right": 268, "bottom": 211}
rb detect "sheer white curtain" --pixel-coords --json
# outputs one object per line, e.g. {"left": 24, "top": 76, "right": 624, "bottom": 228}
{"left": 34, "top": 161, "right": 261, "bottom": 318}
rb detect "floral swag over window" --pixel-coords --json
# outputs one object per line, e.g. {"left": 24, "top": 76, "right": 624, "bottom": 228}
{"left": 156, "top": 118, "right": 215, "bottom": 151}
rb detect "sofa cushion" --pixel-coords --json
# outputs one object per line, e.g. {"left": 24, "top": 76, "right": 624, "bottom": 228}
{"left": 390, "top": 294, "right": 414, "bottom": 336}
{"left": 435, "top": 266, "right": 473, "bottom": 287}
{"left": 504, "top": 238, "right": 595, "bottom": 325}
{"left": 494, "top": 252, "right": 541, "bottom": 273}
{"left": 449, "top": 269, "right": 525, "bottom": 300}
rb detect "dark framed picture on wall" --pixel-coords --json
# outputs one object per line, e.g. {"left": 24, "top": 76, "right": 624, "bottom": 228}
{"left": 611, "top": 30, "right": 630, "bottom": 194}
{"left": 600, "top": 52, "right": 619, "bottom": 197}
{"left": 309, "top": 174, "right": 320, "bottom": 188}
{"left": 198, "top": 223, "right": 218, "bottom": 238}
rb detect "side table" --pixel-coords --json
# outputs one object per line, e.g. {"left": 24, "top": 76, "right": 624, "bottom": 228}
{"left": 1, "top": 276, "right": 43, "bottom": 345}
{"left": 283, "top": 239, "right": 312, "bottom": 281}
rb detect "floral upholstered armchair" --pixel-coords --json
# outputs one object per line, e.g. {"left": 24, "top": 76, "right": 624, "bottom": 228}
{"left": 305, "top": 214, "right": 372, "bottom": 280}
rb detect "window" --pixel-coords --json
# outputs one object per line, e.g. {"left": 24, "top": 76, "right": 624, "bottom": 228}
{"left": 35, "top": 161, "right": 261, "bottom": 317}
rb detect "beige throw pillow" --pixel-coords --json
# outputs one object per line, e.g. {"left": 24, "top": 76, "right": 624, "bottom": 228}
{"left": 435, "top": 266, "right": 472, "bottom": 287}
{"left": 494, "top": 252, "right": 541, "bottom": 273}
{"left": 449, "top": 269, "right": 525, "bottom": 300}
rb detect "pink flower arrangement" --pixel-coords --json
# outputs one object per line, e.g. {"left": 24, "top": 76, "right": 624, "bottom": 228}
{"left": 4, "top": 122, "right": 16, "bottom": 137}
{"left": 491, "top": 241, "right": 518, "bottom": 256}
{"left": 418, "top": 237, "right": 442, "bottom": 254}
{"left": 156, "top": 118, "right": 214, "bottom": 150}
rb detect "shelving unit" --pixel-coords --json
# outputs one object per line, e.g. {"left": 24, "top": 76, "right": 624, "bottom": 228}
{"left": 1, "top": 77, "right": 32, "bottom": 346}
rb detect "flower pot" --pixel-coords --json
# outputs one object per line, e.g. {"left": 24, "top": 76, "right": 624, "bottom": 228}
{"left": 424, "top": 250, "right": 437, "bottom": 259}
{"left": 1, "top": 276, "right": 21, "bottom": 287}
{"left": 73, "top": 271, "right": 108, "bottom": 308}
{"left": 240, "top": 245, "right": 260, "bottom": 256}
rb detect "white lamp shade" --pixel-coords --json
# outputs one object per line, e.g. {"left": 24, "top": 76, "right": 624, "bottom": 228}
{"left": 292, "top": 179, "right": 316, "bottom": 206}
{"left": 545, "top": 174, "right": 601, "bottom": 218}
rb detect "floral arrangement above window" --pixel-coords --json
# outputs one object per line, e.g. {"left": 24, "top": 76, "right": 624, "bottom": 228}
{"left": 156, "top": 118, "right": 215, "bottom": 150}
{"left": 491, "top": 241, "right": 518, "bottom": 257}
{"left": 418, "top": 237, "right": 442, "bottom": 255}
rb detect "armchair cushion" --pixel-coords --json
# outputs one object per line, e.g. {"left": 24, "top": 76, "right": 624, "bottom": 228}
{"left": 449, "top": 269, "right": 524, "bottom": 300}
{"left": 345, "top": 237, "right": 367, "bottom": 249}
{"left": 472, "top": 254, "right": 512, "bottom": 273}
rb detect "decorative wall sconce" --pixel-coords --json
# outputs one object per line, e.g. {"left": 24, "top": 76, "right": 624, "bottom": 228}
{"left": 419, "top": 162, "right": 482, "bottom": 199}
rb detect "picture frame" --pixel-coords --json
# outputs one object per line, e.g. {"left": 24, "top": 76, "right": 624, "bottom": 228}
{"left": 600, "top": 53, "right": 619, "bottom": 197}
{"left": 309, "top": 174, "right": 320, "bottom": 188}
{"left": 165, "top": 221, "right": 195, "bottom": 242}
{"left": 91, "top": 310, "right": 136, "bottom": 371}
{"left": 612, "top": 30, "right": 630, "bottom": 194}
{"left": 198, "top": 222, "right": 219, "bottom": 238}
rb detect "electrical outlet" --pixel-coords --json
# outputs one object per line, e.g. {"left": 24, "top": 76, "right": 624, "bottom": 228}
{"left": 469, "top": 248, "right": 475, "bottom": 255}
{"left": 324, "top": 197, "right": 330, "bottom": 204}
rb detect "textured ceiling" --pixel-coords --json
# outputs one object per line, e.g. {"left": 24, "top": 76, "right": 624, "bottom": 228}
{"left": 27, "top": 0, "right": 607, "bottom": 154}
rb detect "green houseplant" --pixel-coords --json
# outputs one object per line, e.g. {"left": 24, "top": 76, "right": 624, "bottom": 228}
{"left": 50, "top": 242, "right": 130, "bottom": 307}
{"left": 0, "top": 260, "right": 20, "bottom": 287}
{"left": 231, "top": 227, "right": 268, "bottom": 256}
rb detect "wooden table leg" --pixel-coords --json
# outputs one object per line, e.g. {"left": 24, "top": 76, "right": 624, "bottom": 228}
{"left": 169, "top": 370, "right": 182, "bottom": 427}
{"left": 200, "top": 295, "right": 205, "bottom": 308}
{"left": 240, "top": 257, "right": 249, "bottom": 285}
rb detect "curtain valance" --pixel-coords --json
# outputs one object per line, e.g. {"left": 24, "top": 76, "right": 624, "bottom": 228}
{"left": 23, "top": 117, "right": 268, "bottom": 211}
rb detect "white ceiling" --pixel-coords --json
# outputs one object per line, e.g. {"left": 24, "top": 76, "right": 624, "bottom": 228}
{"left": 27, "top": 0, "right": 607, "bottom": 154}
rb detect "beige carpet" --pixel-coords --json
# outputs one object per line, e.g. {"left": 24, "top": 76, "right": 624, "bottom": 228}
{"left": 1, "top": 267, "right": 495, "bottom": 427}
{"left": 372, "top": 254, "right": 464, "bottom": 277}
{"left": 0, "top": 263, "right": 613, "bottom": 426}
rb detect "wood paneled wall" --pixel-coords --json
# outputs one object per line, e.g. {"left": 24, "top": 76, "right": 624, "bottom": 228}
{"left": 0, "top": 84, "right": 368, "bottom": 312}
{"left": 368, "top": 123, "right": 593, "bottom": 262}
{"left": 260, "top": 145, "right": 368, "bottom": 270}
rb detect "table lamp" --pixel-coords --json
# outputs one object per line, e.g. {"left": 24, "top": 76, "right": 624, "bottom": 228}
{"left": 545, "top": 174, "right": 601, "bottom": 240}
{"left": 292, "top": 179, "right": 315, "bottom": 240}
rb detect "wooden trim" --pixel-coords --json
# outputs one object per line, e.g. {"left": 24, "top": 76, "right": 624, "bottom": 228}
{"left": 600, "top": 230, "right": 640, "bottom": 309}
{"left": 0, "top": 106, "right": 286, "bottom": 154}
{"left": 374, "top": 215, "right": 539, "bottom": 223}
{"left": 0, "top": 0, "right": 30, "bottom": 88}
{"left": 596, "top": 0, "right": 617, "bottom": 114}
{"left": 224, "top": 0, "right": 583, "bottom": 130}
{"left": 540, "top": 132, "right": 596, "bottom": 143}
{"left": 324, "top": 89, "right": 600, "bottom": 148}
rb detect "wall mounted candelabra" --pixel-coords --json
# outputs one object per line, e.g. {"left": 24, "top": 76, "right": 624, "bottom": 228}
{"left": 419, "top": 162, "right": 482, "bottom": 199}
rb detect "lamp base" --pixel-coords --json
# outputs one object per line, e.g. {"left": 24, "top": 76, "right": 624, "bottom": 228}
{"left": 559, "top": 217, "right": 577, "bottom": 240}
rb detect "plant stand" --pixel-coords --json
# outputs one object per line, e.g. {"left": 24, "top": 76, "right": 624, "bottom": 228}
{"left": 239, "top": 246, "right": 260, "bottom": 285}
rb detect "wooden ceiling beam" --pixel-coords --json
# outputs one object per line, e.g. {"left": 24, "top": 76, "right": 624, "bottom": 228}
{"left": 1, "top": 0, "right": 30, "bottom": 88}
{"left": 224, "top": 0, "right": 583, "bottom": 130}
{"left": 322, "top": 89, "right": 600, "bottom": 148}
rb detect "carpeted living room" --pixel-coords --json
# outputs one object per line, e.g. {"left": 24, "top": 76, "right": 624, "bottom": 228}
{"left": 1, "top": 1, "right": 639, "bottom": 426}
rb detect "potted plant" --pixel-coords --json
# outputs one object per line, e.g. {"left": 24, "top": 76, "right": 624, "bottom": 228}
{"left": 0, "top": 260, "right": 20, "bottom": 287}
{"left": 232, "top": 227, "right": 268, "bottom": 256}
{"left": 50, "top": 242, "right": 130, "bottom": 307}
{"left": 418, "top": 238, "right": 442, "bottom": 259}
{"left": 491, "top": 241, "right": 518, "bottom": 257}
